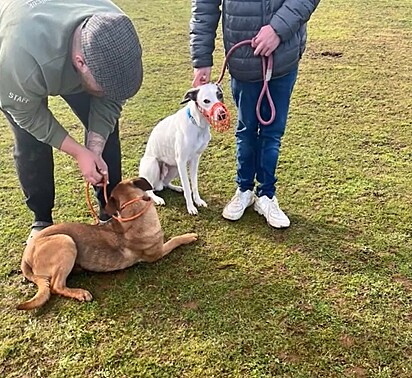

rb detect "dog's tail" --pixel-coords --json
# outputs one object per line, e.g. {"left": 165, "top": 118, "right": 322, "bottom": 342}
{"left": 17, "top": 260, "right": 51, "bottom": 311}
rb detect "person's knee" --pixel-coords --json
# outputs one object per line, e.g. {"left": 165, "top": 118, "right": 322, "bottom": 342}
{"left": 13, "top": 141, "right": 52, "bottom": 161}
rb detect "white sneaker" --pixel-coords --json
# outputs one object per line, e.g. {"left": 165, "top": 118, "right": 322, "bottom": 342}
{"left": 222, "top": 188, "right": 255, "bottom": 221}
{"left": 254, "top": 195, "right": 290, "bottom": 228}
{"left": 26, "top": 221, "right": 53, "bottom": 244}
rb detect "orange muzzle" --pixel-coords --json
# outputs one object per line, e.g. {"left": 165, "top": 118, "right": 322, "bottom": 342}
{"left": 199, "top": 102, "right": 231, "bottom": 132}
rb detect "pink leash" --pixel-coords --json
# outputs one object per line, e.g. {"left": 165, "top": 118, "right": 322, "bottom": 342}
{"left": 216, "top": 39, "right": 276, "bottom": 126}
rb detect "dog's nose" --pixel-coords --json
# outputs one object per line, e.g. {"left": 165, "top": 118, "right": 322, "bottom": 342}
{"left": 217, "top": 109, "right": 227, "bottom": 121}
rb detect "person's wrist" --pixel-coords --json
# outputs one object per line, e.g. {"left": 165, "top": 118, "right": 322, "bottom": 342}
{"left": 86, "top": 131, "right": 106, "bottom": 156}
{"left": 60, "top": 135, "right": 87, "bottom": 159}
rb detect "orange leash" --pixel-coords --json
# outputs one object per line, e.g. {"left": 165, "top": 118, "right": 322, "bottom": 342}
{"left": 85, "top": 178, "right": 152, "bottom": 224}
{"left": 85, "top": 181, "right": 101, "bottom": 225}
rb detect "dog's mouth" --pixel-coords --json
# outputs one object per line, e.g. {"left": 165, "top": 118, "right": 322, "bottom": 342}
{"left": 216, "top": 110, "right": 227, "bottom": 121}
{"left": 204, "top": 102, "right": 231, "bottom": 132}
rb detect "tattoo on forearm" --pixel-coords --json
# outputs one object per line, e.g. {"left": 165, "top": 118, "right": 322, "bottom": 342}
{"left": 86, "top": 131, "right": 106, "bottom": 156}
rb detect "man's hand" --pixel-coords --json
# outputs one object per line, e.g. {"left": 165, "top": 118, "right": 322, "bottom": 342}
{"left": 251, "top": 25, "right": 281, "bottom": 57}
{"left": 60, "top": 135, "right": 108, "bottom": 186}
{"left": 75, "top": 149, "right": 108, "bottom": 186}
{"left": 192, "top": 67, "right": 212, "bottom": 87}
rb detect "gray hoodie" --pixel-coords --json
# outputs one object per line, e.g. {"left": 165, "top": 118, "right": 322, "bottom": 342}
{"left": 0, "top": 0, "right": 124, "bottom": 148}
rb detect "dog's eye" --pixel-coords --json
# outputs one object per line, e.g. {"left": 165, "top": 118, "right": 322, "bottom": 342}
{"left": 203, "top": 99, "right": 211, "bottom": 104}
{"left": 217, "top": 92, "right": 223, "bottom": 101}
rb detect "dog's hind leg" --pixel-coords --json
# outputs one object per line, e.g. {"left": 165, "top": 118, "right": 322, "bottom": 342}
{"left": 17, "top": 272, "right": 51, "bottom": 310}
{"left": 51, "top": 281, "right": 93, "bottom": 303}
{"left": 166, "top": 183, "right": 183, "bottom": 192}
{"left": 17, "top": 234, "right": 77, "bottom": 310}
{"left": 163, "top": 166, "right": 183, "bottom": 192}
{"left": 161, "top": 233, "right": 198, "bottom": 258}
{"left": 46, "top": 235, "right": 93, "bottom": 303}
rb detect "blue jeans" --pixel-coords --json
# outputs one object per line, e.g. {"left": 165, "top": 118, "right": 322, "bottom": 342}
{"left": 231, "top": 69, "right": 298, "bottom": 199}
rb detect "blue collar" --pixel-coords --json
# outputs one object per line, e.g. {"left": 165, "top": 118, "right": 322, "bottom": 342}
{"left": 186, "top": 107, "right": 197, "bottom": 125}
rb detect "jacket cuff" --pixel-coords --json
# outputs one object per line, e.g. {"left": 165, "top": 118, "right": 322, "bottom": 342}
{"left": 192, "top": 56, "right": 213, "bottom": 69}
{"left": 50, "top": 128, "right": 69, "bottom": 149}
{"left": 270, "top": 15, "right": 294, "bottom": 42}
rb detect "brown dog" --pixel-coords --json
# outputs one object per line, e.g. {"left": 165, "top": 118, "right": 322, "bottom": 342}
{"left": 17, "top": 177, "right": 198, "bottom": 310}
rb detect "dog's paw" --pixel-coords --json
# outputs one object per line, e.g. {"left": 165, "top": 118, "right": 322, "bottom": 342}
{"left": 187, "top": 204, "right": 198, "bottom": 215}
{"left": 75, "top": 289, "right": 93, "bottom": 302}
{"left": 194, "top": 198, "right": 207, "bottom": 208}
{"left": 152, "top": 195, "right": 166, "bottom": 206}
{"left": 185, "top": 233, "right": 198, "bottom": 244}
{"left": 167, "top": 184, "right": 183, "bottom": 193}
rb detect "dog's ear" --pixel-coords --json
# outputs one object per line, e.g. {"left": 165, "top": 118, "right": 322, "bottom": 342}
{"left": 132, "top": 177, "right": 153, "bottom": 192}
{"left": 180, "top": 88, "right": 199, "bottom": 104}
{"left": 104, "top": 196, "right": 118, "bottom": 216}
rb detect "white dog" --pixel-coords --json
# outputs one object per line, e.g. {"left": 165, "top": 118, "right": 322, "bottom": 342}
{"left": 138, "top": 83, "right": 226, "bottom": 215}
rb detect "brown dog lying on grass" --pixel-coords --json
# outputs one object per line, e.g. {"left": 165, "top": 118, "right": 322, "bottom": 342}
{"left": 17, "top": 177, "right": 198, "bottom": 310}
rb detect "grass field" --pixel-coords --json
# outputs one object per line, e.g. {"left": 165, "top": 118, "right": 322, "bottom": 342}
{"left": 1, "top": 0, "right": 412, "bottom": 377}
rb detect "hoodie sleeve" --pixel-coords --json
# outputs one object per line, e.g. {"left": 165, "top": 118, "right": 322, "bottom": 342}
{"left": 189, "top": 0, "right": 222, "bottom": 68}
{"left": 269, "top": 0, "right": 321, "bottom": 42}
{"left": 0, "top": 61, "right": 68, "bottom": 148}
{"left": 0, "top": 53, "right": 122, "bottom": 147}
{"left": 88, "top": 96, "right": 123, "bottom": 141}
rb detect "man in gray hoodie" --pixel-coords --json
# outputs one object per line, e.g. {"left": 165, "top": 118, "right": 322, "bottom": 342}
{"left": 190, "top": 0, "right": 320, "bottom": 228}
{"left": 0, "top": 0, "right": 143, "bottom": 241}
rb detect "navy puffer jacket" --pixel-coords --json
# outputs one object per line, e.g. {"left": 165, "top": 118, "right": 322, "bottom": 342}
{"left": 190, "top": 0, "right": 321, "bottom": 81}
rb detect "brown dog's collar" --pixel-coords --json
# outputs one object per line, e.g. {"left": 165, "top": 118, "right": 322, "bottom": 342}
{"left": 112, "top": 196, "right": 153, "bottom": 222}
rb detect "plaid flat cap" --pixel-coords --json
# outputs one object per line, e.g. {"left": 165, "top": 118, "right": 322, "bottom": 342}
{"left": 81, "top": 13, "right": 143, "bottom": 101}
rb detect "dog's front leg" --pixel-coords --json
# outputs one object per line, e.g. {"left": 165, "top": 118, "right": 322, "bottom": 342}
{"left": 176, "top": 158, "right": 197, "bottom": 215}
{"left": 189, "top": 154, "right": 207, "bottom": 208}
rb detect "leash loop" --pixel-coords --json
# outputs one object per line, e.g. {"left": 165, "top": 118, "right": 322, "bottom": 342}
{"left": 217, "top": 39, "right": 276, "bottom": 126}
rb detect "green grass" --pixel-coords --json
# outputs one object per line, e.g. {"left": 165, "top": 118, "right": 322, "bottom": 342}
{"left": 1, "top": 0, "right": 412, "bottom": 377}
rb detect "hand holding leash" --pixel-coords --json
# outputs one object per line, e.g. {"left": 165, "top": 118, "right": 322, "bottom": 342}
{"left": 251, "top": 25, "right": 281, "bottom": 57}
{"left": 60, "top": 135, "right": 108, "bottom": 186}
{"left": 216, "top": 38, "right": 276, "bottom": 126}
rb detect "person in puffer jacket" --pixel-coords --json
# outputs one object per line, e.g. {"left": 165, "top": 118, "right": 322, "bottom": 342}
{"left": 190, "top": 0, "right": 320, "bottom": 228}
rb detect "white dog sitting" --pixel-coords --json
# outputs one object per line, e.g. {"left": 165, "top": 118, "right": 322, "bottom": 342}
{"left": 138, "top": 83, "right": 227, "bottom": 215}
